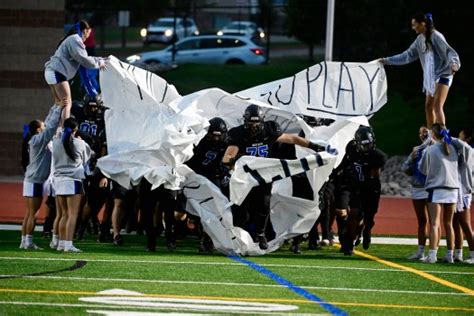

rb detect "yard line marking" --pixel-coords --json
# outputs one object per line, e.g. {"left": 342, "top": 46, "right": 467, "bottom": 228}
{"left": 229, "top": 255, "right": 348, "bottom": 316}
{"left": 0, "top": 274, "right": 469, "bottom": 296}
{"left": 351, "top": 248, "right": 474, "bottom": 296}
{"left": 0, "top": 256, "right": 472, "bottom": 275}
{"left": 0, "top": 295, "right": 473, "bottom": 312}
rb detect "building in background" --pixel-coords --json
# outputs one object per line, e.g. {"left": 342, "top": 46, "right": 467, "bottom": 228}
{"left": 0, "top": 0, "right": 65, "bottom": 176}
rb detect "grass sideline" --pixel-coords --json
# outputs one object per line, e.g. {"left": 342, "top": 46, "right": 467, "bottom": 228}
{"left": 0, "top": 230, "right": 473, "bottom": 315}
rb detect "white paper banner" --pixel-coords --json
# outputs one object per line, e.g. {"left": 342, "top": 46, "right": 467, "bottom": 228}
{"left": 98, "top": 56, "right": 380, "bottom": 255}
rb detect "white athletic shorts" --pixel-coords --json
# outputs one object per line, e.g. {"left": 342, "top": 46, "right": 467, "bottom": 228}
{"left": 411, "top": 187, "right": 428, "bottom": 200}
{"left": 456, "top": 190, "right": 473, "bottom": 213}
{"left": 55, "top": 179, "right": 84, "bottom": 196}
{"left": 428, "top": 188, "right": 458, "bottom": 204}
{"left": 44, "top": 177, "right": 56, "bottom": 197}
{"left": 44, "top": 69, "right": 67, "bottom": 85}
{"left": 22, "top": 180, "right": 44, "bottom": 197}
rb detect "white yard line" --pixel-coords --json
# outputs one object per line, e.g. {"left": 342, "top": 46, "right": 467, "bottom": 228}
{"left": 0, "top": 274, "right": 469, "bottom": 296}
{"left": 0, "top": 224, "right": 467, "bottom": 246}
{"left": 0, "top": 256, "right": 472, "bottom": 275}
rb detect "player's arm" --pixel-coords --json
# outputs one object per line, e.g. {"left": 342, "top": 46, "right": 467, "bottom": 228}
{"left": 277, "top": 133, "right": 336, "bottom": 154}
{"left": 222, "top": 145, "right": 239, "bottom": 167}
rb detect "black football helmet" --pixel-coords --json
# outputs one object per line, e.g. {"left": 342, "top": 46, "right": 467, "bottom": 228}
{"left": 207, "top": 117, "right": 227, "bottom": 143}
{"left": 83, "top": 94, "right": 104, "bottom": 119}
{"left": 243, "top": 104, "right": 264, "bottom": 136}
{"left": 354, "top": 125, "right": 376, "bottom": 154}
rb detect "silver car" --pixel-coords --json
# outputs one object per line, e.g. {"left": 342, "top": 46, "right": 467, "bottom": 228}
{"left": 127, "top": 35, "right": 266, "bottom": 66}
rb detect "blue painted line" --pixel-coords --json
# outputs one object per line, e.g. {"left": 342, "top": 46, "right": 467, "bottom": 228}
{"left": 229, "top": 255, "right": 347, "bottom": 315}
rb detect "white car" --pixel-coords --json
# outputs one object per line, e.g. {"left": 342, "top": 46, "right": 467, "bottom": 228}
{"left": 217, "top": 21, "right": 265, "bottom": 40}
{"left": 127, "top": 35, "right": 266, "bottom": 66}
{"left": 141, "top": 17, "right": 199, "bottom": 44}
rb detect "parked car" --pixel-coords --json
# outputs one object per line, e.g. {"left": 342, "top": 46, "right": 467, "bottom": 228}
{"left": 141, "top": 17, "right": 199, "bottom": 44}
{"left": 127, "top": 35, "right": 266, "bottom": 66}
{"left": 217, "top": 21, "right": 265, "bottom": 40}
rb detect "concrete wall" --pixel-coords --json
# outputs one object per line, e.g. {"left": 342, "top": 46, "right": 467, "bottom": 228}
{"left": 0, "top": 0, "right": 64, "bottom": 175}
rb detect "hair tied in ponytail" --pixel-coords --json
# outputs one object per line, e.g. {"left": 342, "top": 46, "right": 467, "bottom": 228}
{"left": 75, "top": 22, "right": 82, "bottom": 37}
{"left": 440, "top": 128, "right": 451, "bottom": 144}
{"left": 62, "top": 127, "right": 73, "bottom": 142}
{"left": 22, "top": 124, "right": 30, "bottom": 139}
{"left": 426, "top": 13, "right": 433, "bottom": 21}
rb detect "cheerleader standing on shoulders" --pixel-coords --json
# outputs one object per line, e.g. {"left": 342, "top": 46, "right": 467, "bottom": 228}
{"left": 53, "top": 118, "right": 94, "bottom": 252}
{"left": 20, "top": 104, "right": 64, "bottom": 250}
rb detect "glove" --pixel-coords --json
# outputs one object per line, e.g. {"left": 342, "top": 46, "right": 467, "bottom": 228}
{"left": 325, "top": 144, "right": 338, "bottom": 155}
{"left": 308, "top": 142, "right": 325, "bottom": 152}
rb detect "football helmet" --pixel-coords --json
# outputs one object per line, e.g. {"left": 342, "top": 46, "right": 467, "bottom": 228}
{"left": 207, "top": 117, "right": 227, "bottom": 143}
{"left": 354, "top": 126, "right": 376, "bottom": 154}
{"left": 243, "top": 104, "right": 264, "bottom": 136}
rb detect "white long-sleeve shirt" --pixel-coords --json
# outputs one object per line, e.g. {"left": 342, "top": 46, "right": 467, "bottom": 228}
{"left": 45, "top": 34, "right": 103, "bottom": 80}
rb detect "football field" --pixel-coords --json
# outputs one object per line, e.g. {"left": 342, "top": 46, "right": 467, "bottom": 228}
{"left": 0, "top": 230, "right": 473, "bottom": 315}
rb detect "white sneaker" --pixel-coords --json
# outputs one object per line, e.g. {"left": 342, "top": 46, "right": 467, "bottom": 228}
{"left": 442, "top": 256, "right": 454, "bottom": 264}
{"left": 56, "top": 244, "right": 64, "bottom": 251}
{"left": 49, "top": 240, "right": 58, "bottom": 249}
{"left": 464, "top": 258, "right": 474, "bottom": 264}
{"left": 454, "top": 256, "right": 463, "bottom": 263}
{"left": 19, "top": 242, "right": 25, "bottom": 249}
{"left": 420, "top": 256, "right": 437, "bottom": 263}
{"left": 408, "top": 253, "right": 425, "bottom": 260}
{"left": 24, "top": 243, "right": 43, "bottom": 250}
{"left": 64, "top": 245, "right": 82, "bottom": 253}
{"left": 320, "top": 239, "right": 331, "bottom": 246}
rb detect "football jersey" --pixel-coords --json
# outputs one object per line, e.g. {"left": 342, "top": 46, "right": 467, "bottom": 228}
{"left": 333, "top": 140, "right": 386, "bottom": 186}
{"left": 186, "top": 137, "right": 228, "bottom": 182}
{"left": 71, "top": 102, "right": 106, "bottom": 154}
{"left": 227, "top": 121, "right": 283, "bottom": 158}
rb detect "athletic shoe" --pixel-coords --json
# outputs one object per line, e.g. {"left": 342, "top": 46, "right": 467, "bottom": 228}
{"left": 464, "top": 258, "right": 474, "bottom": 264}
{"left": 56, "top": 243, "right": 64, "bottom": 251}
{"left": 454, "top": 256, "right": 463, "bottom": 263}
{"left": 408, "top": 253, "right": 425, "bottom": 260}
{"left": 24, "top": 243, "right": 43, "bottom": 250}
{"left": 320, "top": 239, "right": 331, "bottom": 246}
{"left": 441, "top": 256, "right": 454, "bottom": 264}
{"left": 49, "top": 240, "right": 58, "bottom": 249}
{"left": 290, "top": 243, "right": 302, "bottom": 254}
{"left": 113, "top": 234, "right": 124, "bottom": 246}
{"left": 64, "top": 245, "right": 82, "bottom": 253}
{"left": 255, "top": 235, "right": 268, "bottom": 250}
{"left": 308, "top": 241, "right": 321, "bottom": 250}
{"left": 166, "top": 241, "right": 176, "bottom": 251}
{"left": 19, "top": 242, "right": 25, "bottom": 249}
{"left": 420, "top": 256, "right": 437, "bottom": 263}
{"left": 362, "top": 233, "right": 371, "bottom": 250}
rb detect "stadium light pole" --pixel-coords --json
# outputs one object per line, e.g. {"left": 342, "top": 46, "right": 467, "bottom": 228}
{"left": 325, "top": 0, "right": 335, "bottom": 61}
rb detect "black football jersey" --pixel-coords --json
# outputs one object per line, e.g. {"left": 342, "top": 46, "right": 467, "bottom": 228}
{"left": 186, "top": 137, "right": 228, "bottom": 182}
{"left": 227, "top": 121, "right": 283, "bottom": 158}
{"left": 334, "top": 140, "right": 386, "bottom": 186}
{"left": 71, "top": 102, "right": 106, "bottom": 154}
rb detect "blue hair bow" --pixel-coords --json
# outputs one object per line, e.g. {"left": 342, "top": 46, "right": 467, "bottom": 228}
{"left": 62, "top": 127, "right": 73, "bottom": 142}
{"left": 440, "top": 128, "right": 451, "bottom": 144}
{"left": 426, "top": 13, "right": 433, "bottom": 21}
{"left": 22, "top": 124, "right": 29, "bottom": 139}
{"left": 75, "top": 22, "right": 82, "bottom": 37}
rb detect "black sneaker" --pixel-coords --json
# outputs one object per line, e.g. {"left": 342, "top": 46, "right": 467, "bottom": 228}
{"left": 290, "top": 243, "right": 302, "bottom": 254}
{"left": 256, "top": 235, "right": 268, "bottom": 250}
{"left": 167, "top": 241, "right": 176, "bottom": 251}
{"left": 308, "top": 241, "right": 321, "bottom": 250}
{"left": 363, "top": 232, "right": 371, "bottom": 250}
{"left": 113, "top": 234, "right": 124, "bottom": 246}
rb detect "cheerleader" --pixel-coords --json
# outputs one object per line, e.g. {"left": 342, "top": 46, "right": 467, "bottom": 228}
{"left": 20, "top": 104, "right": 63, "bottom": 249}
{"left": 53, "top": 118, "right": 93, "bottom": 252}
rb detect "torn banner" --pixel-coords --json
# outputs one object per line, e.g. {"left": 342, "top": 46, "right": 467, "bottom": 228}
{"left": 98, "top": 56, "right": 379, "bottom": 255}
